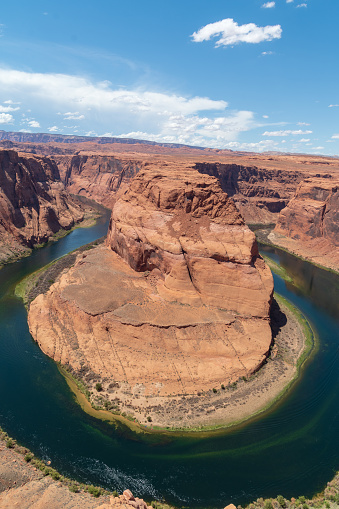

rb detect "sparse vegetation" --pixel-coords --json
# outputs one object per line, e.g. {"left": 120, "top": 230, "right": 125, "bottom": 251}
{"left": 95, "top": 382, "right": 103, "bottom": 392}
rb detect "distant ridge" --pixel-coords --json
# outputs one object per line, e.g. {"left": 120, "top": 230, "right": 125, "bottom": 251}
{"left": 0, "top": 130, "right": 211, "bottom": 151}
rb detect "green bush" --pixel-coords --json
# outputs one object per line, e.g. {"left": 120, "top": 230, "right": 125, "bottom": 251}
{"left": 277, "top": 495, "right": 286, "bottom": 508}
{"left": 88, "top": 485, "right": 102, "bottom": 497}
{"left": 95, "top": 382, "right": 103, "bottom": 392}
{"left": 147, "top": 416, "right": 152, "bottom": 422}
{"left": 69, "top": 483, "right": 79, "bottom": 493}
{"left": 6, "top": 439, "right": 14, "bottom": 448}
{"left": 212, "top": 388, "right": 217, "bottom": 393}
{"left": 264, "top": 501, "right": 273, "bottom": 509}
{"left": 24, "top": 453, "right": 33, "bottom": 462}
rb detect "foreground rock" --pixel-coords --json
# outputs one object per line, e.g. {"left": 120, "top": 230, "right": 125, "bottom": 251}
{"left": 0, "top": 150, "right": 88, "bottom": 264}
{"left": 270, "top": 176, "right": 339, "bottom": 272}
{"left": 28, "top": 167, "right": 273, "bottom": 426}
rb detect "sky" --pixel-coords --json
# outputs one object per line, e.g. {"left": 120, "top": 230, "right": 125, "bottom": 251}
{"left": 0, "top": 0, "right": 338, "bottom": 155}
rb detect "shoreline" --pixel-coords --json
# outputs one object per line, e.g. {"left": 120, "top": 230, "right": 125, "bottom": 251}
{"left": 57, "top": 294, "right": 314, "bottom": 435}
{"left": 0, "top": 196, "right": 109, "bottom": 270}
{"left": 254, "top": 226, "right": 339, "bottom": 275}
{"left": 15, "top": 236, "right": 315, "bottom": 435}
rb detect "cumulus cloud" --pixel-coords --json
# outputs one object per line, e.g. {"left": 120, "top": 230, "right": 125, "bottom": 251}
{"left": 297, "top": 122, "right": 311, "bottom": 125}
{"left": 331, "top": 134, "right": 339, "bottom": 139}
{"left": 0, "top": 113, "right": 14, "bottom": 124}
{"left": 296, "top": 3, "right": 307, "bottom": 7}
{"left": 0, "top": 105, "right": 20, "bottom": 112}
{"left": 48, "top": 126, "right": 59, "bottom": 132}
{"left": 286, "top": 0, "right": 294, "bottom": 3}
{"left": 262, "top": 51, "right": 274, "bottom": 55}
{"left": 0, "top": 68, "right": 227, "bottom": 116}
{"left": 4, "top": 99, "right": 21, "bottom": 105}
{"left": 329, "top": 104, "right": 339, "bottom": 108}
{"left": 191, "top": 18, "right": 282, "bottom": 47}
{"left": 63, "top": 111, "right": 85, "bottom": 120}
{"left": 262, "top": 2, "right": 275, "bottom": 8}
{"left": 0, "top": 67, "right": 258, "bottom": 148}
{"left": 262, "top": 129, "right": 312, "bottom": 136}
{"left": 27, "top": 120, "right": 40, "bottom": 128}
{"left": 299, "top": 138, "right": 310, "bottom": 142}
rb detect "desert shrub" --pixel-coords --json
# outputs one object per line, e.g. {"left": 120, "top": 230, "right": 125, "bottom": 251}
{"left": 264, "top": 500, "right": 274, "bottom": 509}
{"left": 88, "top": 485, "right": 102, "bottom": 497}
{"left": 69, "top": 483, "right": 79, "bottom": 493}
{"left": 147, "top": 416, "right": 152, "bottom": 422}
{"left": 6, "top": 439, "right": 14, "bottom": 448}
{"left": 24, "top": 453, "right": 33, "bottom": 462}
{"left": 95, "top": 382, "right": 103, "bottom": 392}
{"left": 277, "top": 495, "right": 286, "bottom": 508}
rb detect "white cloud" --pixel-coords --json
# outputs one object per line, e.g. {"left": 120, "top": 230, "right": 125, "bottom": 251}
{"left": 262, "top": 51, "right": 274, "bottom": 55}
{"left": 329, "top": 104, "right": 339, "bottom": 108}
{"left": 262, "top": 115, "right": 269, "bottom": 118}
{"left": 0, "top": 68, "right": 228, "bottom": 116}
{"left": 0, "top": 105, "right": 20, "bottom": 112}
{"left": 262, "top": 129, "right": 312, "bottom": 136}
{"left": 262, "top": 2, "right": 275, "bottom": 8}
{"left": 27, "top": 120, "right": 40, "bottom": 128}
{"left": 119, "top": 110, "right": 255, "bottom": 147}
{"left": 286, "top": 0, "right": 294, "bottom": 3}
{"left": 331, "top": 134, "right": 339, "bottom": 139}
{"left": 191, "top": 18, "right": 282, "bottom": 47}
{"left": 296, "top": 3, "right": 307, "bottom": 7}
{"left": 63, "top": 111, "right": 85, "bottom": 120}
{"left": 297, "top": 122, "right": 310, "bottom": 125}
{"left": 3, "top": 99, "right": 21, "bottom": 105}
{"left": 299, "top": 138, "right": 310, "bottom": 142}
{"left": 48, "top": 126, "right": 59, "bottom": 132}
{"left": 0, "top": 113, "right": 14, "bottom": 124}
{"left": 0, "top": 67, "right": 258, "bottom": 148}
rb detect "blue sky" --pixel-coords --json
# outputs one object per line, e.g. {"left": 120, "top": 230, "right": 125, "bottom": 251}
{"left": 0, "top": 0, "right": 338, "bottom": 154}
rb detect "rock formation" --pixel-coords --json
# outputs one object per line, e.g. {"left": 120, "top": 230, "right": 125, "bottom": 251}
{"left": 270, "top": 176, "right": 339, "bottom": 271}
{"left": 0, "top": 149, "right": 86, "bottom": 264}
{"left": 55, "top": 153, "right": 142, "bottom": 208}
{"left": 28, "top": 167, "right": 273, "bottom": 425}
{"left": 195, "top": 162, "right": 303, "bottom": 224}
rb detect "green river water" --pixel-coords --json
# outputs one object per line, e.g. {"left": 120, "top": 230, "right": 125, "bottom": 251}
{"left": 0, "top": 212, "right": 338, "bottom": 508}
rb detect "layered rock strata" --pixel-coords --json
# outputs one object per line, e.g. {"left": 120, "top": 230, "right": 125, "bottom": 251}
{"left": 270, "top": 176, "right": 339, "bottom": 271}
{"left": 28, "top": 168, "right": 273, "bottom": 412}
{"left": 0, "top": 150, "right": 86, "bottom": 264}
{"left": 55, "top": 153, "right": 142, "bottom": 208}
{"left": 195, "top": 162, "right": 303, "bottom": 224}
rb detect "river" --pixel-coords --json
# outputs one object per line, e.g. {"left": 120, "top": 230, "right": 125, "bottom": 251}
{"left": 0, "top": 214, "right": 338, "bottom": 508}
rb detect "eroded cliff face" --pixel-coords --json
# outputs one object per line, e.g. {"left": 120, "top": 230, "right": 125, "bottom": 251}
{"left": 195, "top": 162, "right": 303, "bottom": 224}
{"left": 270, "top": 176, "right": 339, "bottom": 271}
{"left": 54, "top": 153, "right": 142, "bottom": 208}
{"left": 0, "top": 150, "right": 85, "bottom": 263}
{"left": 28, "top": 167, "right": 273, "bottom": 424}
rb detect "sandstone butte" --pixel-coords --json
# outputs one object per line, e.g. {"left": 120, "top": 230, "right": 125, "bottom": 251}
{"left": 28, "top": 166, "right": 274, "bottom": 405}
{"left": 0, "top": 149, "right": 88, "bottom": 264}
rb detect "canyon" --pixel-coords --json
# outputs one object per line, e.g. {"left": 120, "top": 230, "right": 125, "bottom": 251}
{"left": 0, "top": 149, "right": 96, "bottom": 265}
{"left": 27, "top": 166, "right": 274, "bottom": 427}
{"left": 1, "top": 132, "right": 337, "bottom": 271}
